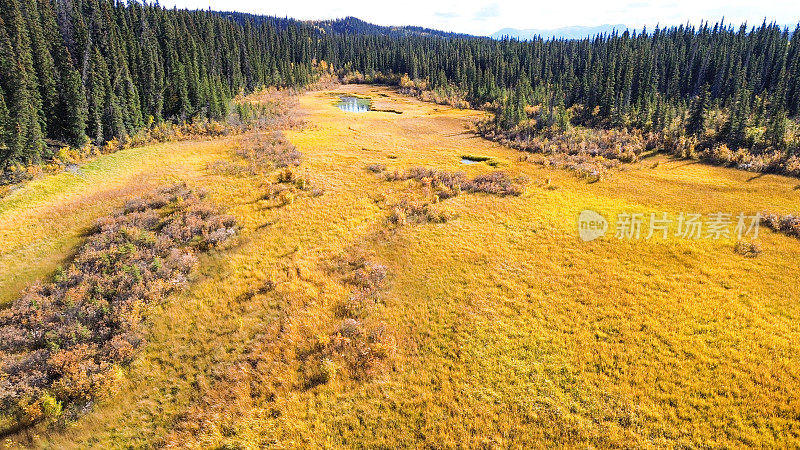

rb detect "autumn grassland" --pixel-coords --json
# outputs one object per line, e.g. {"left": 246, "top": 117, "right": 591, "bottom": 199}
{"left": 2, "top": 85, "right": 800, "bottom": 447}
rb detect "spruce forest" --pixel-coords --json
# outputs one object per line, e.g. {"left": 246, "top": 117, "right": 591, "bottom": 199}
{"left": 1, "top": 0, "right": 799, "bottom": 174}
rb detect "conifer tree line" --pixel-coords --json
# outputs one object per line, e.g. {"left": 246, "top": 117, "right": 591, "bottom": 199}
{"left": 0, "top": 0, "right": 317, "bottom": 169}
{"left": 1, "top": 0, "right": 799, "bottom": 170}
{"left": 321, "top": 21, "right": 800, "bottom": 155}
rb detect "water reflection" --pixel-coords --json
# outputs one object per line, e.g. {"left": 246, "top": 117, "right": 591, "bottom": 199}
{"left": 337, "top": 96, "right": 371, "bottom": 113}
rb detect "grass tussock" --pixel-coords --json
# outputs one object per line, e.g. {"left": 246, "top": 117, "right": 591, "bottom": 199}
{"left": 519, "top": 152, "right": 621, "bottom": 181}
{"left": 307, "top": 252, "right": 394, "bottom": 385}
{"left": 0, "top": 184, "right": 236, "bottom": 433}
{"left": 209, "top": 131, "right": 301, "bottom": 176}
{"left": 382, "top": 166, "right": 526, "bottom": 197}
{"left": 761, "top": 213, "right": 800, "bottom": 239}
{"left": 387, "top": 196, "right": 453, "bottom": 226}
{"left": 734, "top": 241, "right": 762, "bottom": 257}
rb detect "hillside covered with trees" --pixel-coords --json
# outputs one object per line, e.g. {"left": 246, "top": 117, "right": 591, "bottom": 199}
{"left": 1, "top": 0, "right": 799, "bottom": 175}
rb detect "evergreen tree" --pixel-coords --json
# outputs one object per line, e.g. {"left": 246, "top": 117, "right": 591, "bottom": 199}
{"left": 766, "top": 68, "right": 789, "bottom": 149}
{"left": 86, "top": 47, "right": 106, "bottom": 144}
{"left": 53, "top": 43, "right": 88, "bottom": 146}
{"left": 22, "top": 0, "right": 56, "bottom": 139}
{"left": 0, "top": 0, "right": 46, "bottom": 165}
{"left": 727, "top": 71, "right": 750, "bottom": 147}
{"left": 687, "top": 83, "right": 710, "bottom": 135}
{"left": 0, "top": 88, "right": 9, "bottom": 157}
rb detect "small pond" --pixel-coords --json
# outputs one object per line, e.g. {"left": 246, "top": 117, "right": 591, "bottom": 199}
{"left": 337, "top": 96, "right": 371, "bottom": 113}
{"left": 460, "top": 157, "right": 480, "bottom": 164}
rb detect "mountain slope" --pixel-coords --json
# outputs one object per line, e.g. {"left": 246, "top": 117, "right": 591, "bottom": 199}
{"left": 219, "top": 13, "right": 474, "bottom": 38}
{"left": 312, "top": 16, "right": 474, "bottom": 38}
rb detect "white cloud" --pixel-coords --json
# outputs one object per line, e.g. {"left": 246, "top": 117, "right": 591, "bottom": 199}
{"left": 160, "top": 0, "right": 800, "bottom": 36}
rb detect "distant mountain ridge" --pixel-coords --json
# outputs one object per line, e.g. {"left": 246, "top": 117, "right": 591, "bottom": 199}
{"left": 311, "top": 16, "right": 475, "bottom": 38}
{"left": 491, "top": 24, "right": 628, "bottom": 40}
{"left": 218, "top": 13, "right": 475, "bottom": 39}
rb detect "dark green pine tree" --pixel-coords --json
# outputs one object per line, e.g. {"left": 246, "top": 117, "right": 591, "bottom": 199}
{"left": 53, "top": 44, "right": 88, "bottom": 147}
{"left": 727, "top": 72, "right": 750, "bottom": 147}
{"left": 686, "top": 83, "right": 710, "bottom": 136}
{"left": 765, "top": 68, "right": 788, "bottom": 149}
{"left": 86, "top": 48, "right": 107, "bottom": 144}
{"left": 0, "top": 0, "right": 46, "bottom": 166}
{"left": 21, "top": 0, "right": 56, "bottom": 141}
{"left": 0, "top": 87, "right": 9, "bottom": 155}
{"left": 727, "top": 99, "right": 747, "bottom": 148}
{"left": 40, "top": 0, "right": 87, "bottom": 147}
{"left": 599, "top": 61, "right": 616, "bottom": 121}
{"left": 787, "top": 26, "right": 800, "bottom": 117}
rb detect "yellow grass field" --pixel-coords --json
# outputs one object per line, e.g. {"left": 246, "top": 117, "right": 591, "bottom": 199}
{"left": 2, "top": 85, "right": 800, "bottom": 447}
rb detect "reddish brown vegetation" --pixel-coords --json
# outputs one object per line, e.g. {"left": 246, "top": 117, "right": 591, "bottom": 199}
{"left": 382, "top": 166, "right": 525, "bottom": 197}
{"left": 209, "top": 131, "right": 302, "bottom": 176}
{"left": 387, "top": 196, "right": 452, "bottom": 226}
{"left": 0, "top": 184, "right": 236, "bottom": 431}
{"left": 762, "top": 213, "right": 800, "bottom": 239}
{"left": 734, "top": 241, "right": 762, "bottom": 257}
{"left": 308, "top": 253, "right": 394, "bottom": 384}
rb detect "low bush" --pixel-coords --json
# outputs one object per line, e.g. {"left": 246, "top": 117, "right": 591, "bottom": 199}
{"left": 212, "top": 131, "right": 302, "bottom": 177}
{"left": 382, "top": 166, "right": 525, "bottom": 197}
{"left": 474, "top": 113, "right": 800, "bottom": 178}
{"left": 761, "top": 213, "right": 800, "bottom": 239}
{"left": 238, "top": 132, "right": 302, "bottom": 171}
{"left": 366, "top": 163, "right": 386, "bottom": 173}
{"left": 276, "top": 167, "right": 298, "bottom": 184}
{"left": 387, "top": 197, "right": 452, "bottom": 226}
{"left": 734, "top": 241, "right": 762, "bottom": 257}
{"left": 323, "top": 318, "right": 394, "bottom": 381}
{"left": 475, "top": 122, "right": 649, "bottom": 165}
{"left": 0, "top": 184, "right": 236, "bottom": 432}
{"left": 691, "top": 145, "right": 800, "bottom": 177}
{"left": 313, "top": 252, "right": 393, "bottom": 383}
{"left": 463, "top": 172, "right": 525, "bottom": 196}
{"left": 521, "top": 153, "right": 620, "bottom": 181}
{"left": 333, "top": 255, "right": 388, "bottom": 293}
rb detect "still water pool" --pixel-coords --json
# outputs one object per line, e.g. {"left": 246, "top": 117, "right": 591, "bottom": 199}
{"left": 337, "top": 96, "right": 371, "bottom": 113}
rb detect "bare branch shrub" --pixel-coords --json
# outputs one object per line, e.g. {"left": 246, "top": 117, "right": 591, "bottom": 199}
{"left": 382, "top": 166, "right": 525, "bottom": 197}
{"left": 734, "top": 241, "right": 762, "bottom": 257}
{"left": 761, "top": 213, "right": 800, "bottom": 239}
{"left": 0, "top": 184, "right": 237, "bottom": 431}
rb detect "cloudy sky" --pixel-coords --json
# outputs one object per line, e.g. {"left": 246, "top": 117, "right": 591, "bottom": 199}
{"left": 160, "top": 0, "right": 800, "bottom": 36}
